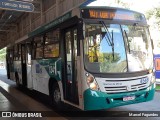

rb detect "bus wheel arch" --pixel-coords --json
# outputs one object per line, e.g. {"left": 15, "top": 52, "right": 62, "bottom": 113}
{"left": 49, "top": 78, "right": 63, "bottom": 109}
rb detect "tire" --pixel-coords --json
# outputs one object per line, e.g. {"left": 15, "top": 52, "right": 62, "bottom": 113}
{"left": 51, "top": 83, "right": 63, "bottom": 110}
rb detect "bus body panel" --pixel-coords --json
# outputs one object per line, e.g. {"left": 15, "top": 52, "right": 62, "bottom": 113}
{"left": 27, "top": 63, "right": 33, "bottom": 89}
{"left": 31, "top": 58, "right": 62, "bottom": 95}
{"left": 83, "top": 84, "right": 155, "bottom": 110}
{"left": 32, "top": 60, "right": 50, "bottom": 95}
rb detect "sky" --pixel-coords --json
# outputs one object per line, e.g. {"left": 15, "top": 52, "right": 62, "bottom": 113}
{"left": 86, "top": 0, "right": 160, "bottom": 13}
{"left": 127, "top": 0, "right": 160, "bottom": 13}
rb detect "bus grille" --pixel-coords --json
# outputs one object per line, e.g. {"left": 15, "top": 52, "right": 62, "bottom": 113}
{"left": 104, "top": 80, "right": 149, "bottom": 94}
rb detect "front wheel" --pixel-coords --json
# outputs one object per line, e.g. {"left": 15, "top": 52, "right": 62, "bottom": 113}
{"left": 51, "top": 83, "right": 63, "bottom": 110}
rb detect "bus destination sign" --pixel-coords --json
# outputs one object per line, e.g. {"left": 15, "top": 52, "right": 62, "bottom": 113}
{"left": 81, "top": 9, "right": 144, "bottom": 21}
{"left": 0, "top": 0, "right": 34, "bottom": 12}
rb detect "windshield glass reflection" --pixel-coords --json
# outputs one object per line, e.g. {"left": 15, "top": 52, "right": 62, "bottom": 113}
{"left": 84, "top": 24, "right": 127, "bottom": 73}
{"left": 84, "top": 24, "right": 153, "bottom": 73}
{"left": 122, "top": 25, "right": 153, "bottom": 72}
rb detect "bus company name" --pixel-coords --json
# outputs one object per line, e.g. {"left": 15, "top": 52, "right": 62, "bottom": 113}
{"left": 103, "top": 82, "right": 122, "bottom": 86}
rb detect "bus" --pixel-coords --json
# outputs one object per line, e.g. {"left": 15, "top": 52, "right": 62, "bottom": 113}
{"left": 154, "top": 53, "right": 160, "bottom": 84}
{"left": 6, "top": 0, "right": 155, "bottom": 111}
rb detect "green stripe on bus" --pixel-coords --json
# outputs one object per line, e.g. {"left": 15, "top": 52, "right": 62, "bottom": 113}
{"left": 36, "top": 58, "right": 62, "bottom": 80}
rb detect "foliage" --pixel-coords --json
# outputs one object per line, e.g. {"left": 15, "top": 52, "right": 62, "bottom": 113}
{"left": 0, "top": 48, "right": 6, "bottom": 61}
{"left": 103, "top": 52, "right": 120, "bottom": 63}
{"left": 146, "top": 7, "right": 160, "bottom": 30}
{"left": 156, "top": 85, "right": 160, "bottom": 90}
{"left": 115, "top": 0, "right": 131, "bottom": 9}
{"left": 100, "top": 52, "right": 127, "bottom": 73}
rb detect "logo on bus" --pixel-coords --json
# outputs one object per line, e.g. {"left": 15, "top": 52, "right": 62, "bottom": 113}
{"left": 140, "top": 77, "right": 148, "bottom": 84}
{"left": 126, "top": 85, "right": 132, "bottom": 91}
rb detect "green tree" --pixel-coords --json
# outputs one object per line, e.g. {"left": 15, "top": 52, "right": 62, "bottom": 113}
{"left": 100, "top": 52, "right": 125, "bottom": 72}
{"left": 115, "top": 0, "right": 131, "bottom": 9}
{"left": 146, "top": 7, "right": 160, "bottom": 29}
{"left": 0, "top": 48, "right": 6, "bottom": 61}
{"left": 103, "top": 52, "right": 120, "bottom": 63}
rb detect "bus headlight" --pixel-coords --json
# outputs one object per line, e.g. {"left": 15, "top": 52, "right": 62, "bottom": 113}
{"left": 87, "top": 75, "right": 94, "bottom": 83}
{"left": 86, "top": 74, "right": 99, "bottom": 91}
{"left": 90, "top": 83, "right": 98, "bottom": 90}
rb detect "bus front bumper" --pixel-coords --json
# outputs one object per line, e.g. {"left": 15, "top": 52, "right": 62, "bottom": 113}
{"left": 83, "top": 83, "right": 155, "bottom": 111}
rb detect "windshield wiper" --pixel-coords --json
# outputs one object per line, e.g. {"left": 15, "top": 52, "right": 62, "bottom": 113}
{"left": 100, "top": 21, "right": 115, "bottom": 60}
{"left": 100, "top": 21, "right": 112, "bottom": 46}
{"left": 124, "top": 30, "right": 131, "bottom": 53}
{"left": 111, "top": 30, "right": 114, "bottom": 60}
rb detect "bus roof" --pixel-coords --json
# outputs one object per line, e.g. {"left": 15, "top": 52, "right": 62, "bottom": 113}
{"left": 79, "top": 0, "right": 144, "bottom": 16}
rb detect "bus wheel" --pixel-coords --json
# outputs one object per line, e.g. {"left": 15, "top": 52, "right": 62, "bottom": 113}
{"left": 51, "top": 83, "right": 63, "bottom": 110}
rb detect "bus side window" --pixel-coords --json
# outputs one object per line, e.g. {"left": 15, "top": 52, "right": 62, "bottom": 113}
{"left": 44, "top": 44, "right": 59, "bottom": 58}
{"left": 32, "top": 41, "right": 38, "bottom": 60}
{"left": 34, "top": 36, "right": 44, "bottom": 59}
{"left": 44, "top": 29, "right": 60, "bottom": 58}
{"left": 36, "top": 47, "right": 43, "bottom": 58}
{"left": 155, "top": 58, "right": 160, "bottom": 70}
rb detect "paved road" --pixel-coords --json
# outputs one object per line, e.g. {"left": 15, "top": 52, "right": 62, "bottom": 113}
{"left": 0, "top": 69, "right": 159, "bottom": 120}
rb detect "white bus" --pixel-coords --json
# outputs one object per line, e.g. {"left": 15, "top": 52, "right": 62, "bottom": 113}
{"left": 6, "top": 0, "right": 155, "bottom": 110}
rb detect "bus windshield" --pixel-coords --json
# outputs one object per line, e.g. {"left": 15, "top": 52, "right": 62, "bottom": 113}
{"left": 84, "top": 23, "right": 153, "bottom": 73}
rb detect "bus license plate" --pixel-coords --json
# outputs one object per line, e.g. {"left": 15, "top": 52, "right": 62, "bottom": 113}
{"left": 123, "top": 96, "right": 135, "bottom": 101}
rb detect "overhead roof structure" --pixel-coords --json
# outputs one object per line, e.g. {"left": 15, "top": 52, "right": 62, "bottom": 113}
{"left": 0, "top": 0, "right": 87, "bottom": 49}
{"left": 0, "top": 0, "right": 41, "bottom": 48}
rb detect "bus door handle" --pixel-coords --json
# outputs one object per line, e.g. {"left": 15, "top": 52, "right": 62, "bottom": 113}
{"left": 55, "top": 58, "right": 61, "bottom": 75}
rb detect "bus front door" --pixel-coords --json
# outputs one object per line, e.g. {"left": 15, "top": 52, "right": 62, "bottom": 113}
{"left": 63, "top": 28, "right": 79, "bottom": 105}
